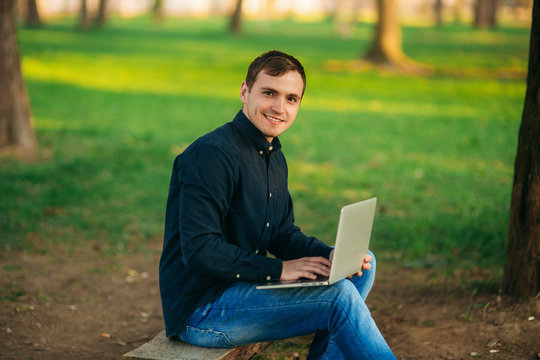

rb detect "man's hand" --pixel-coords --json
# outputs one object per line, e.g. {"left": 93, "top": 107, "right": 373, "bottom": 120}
{"left": 280, "top": 256, "right": 332, "bottom": 281}
{"left": 329, "top": 250, "right": 372, "bottom": 278}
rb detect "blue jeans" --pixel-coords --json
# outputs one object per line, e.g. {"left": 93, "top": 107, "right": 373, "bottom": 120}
{"left": 178, "top": 251, "right": 395, "bottom": 360}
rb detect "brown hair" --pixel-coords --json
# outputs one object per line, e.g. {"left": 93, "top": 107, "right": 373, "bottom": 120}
{"left": 245, "top": 50, "right": 306, "bottom": 96}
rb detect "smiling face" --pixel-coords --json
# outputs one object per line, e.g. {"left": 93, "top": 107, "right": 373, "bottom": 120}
{"left": 240, "top": 70, "right": 304, "bottom": 143}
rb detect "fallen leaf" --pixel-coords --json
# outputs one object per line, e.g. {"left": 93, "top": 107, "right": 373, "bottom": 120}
{"left": 101, "top": 333, "right": 112, "bottom": 338}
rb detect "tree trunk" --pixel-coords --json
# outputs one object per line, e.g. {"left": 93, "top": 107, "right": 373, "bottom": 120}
{"left": 475, "top": 0, "right": 499, "bottom": 28}
{"left": 230, "top": 0, "right": 243, "bottom": 34}
{"left": 79, "top": 0, "right": 90, "bottom": 30}
{"left": 26, "top": 0, "right": 41, "bottom": 27}
{"left": 94, "top": 0, "right": 107, "bottom": 27}
{"left": 0, "top": 0, "right": 37, "bottom": 160}
{"left": 363, "top": 0, "right": 405, "bottom": 65}
{"left": 453, "top": 0, "right": 465, "bottom": 23}
{"left": 502, "top": 0, "right": 540, "bottom": 299}
{"left": 153, "top": 0, "right": 164, "bottom": 23}
{"left": 434, "top": 0, "right": 443, "bottom": 26}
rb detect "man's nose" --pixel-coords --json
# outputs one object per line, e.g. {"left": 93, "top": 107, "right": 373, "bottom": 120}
{"left": 272, "top": 97, "right": 285, "bottom": 113}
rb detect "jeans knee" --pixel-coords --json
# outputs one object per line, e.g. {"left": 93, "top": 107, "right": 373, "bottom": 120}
{"left": 333, "top": 280, "right": 362, "bottom": 309}
{"left": 367, "top": 249, "right": 376, "bottom": 272}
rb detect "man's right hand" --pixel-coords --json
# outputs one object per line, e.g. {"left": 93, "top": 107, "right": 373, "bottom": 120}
{"left": 280, "top": 256, "right": 332, "bottom": 281}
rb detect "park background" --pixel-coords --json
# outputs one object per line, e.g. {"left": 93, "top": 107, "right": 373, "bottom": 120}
{"left": 1, "top": 0, "right": 539, "bottom": 359}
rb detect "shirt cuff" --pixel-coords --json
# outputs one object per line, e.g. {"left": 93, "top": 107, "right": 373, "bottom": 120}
{"left": 257, "top": 256, "right": 282, "bottom": 282}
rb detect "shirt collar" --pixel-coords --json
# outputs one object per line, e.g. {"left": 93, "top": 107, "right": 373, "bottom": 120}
{"left": 231, "top": 110, "right": 282, "bottom": 155}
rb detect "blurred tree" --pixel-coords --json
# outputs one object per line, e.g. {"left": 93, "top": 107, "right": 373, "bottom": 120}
{"left": 210, "top": 0, "right": 222, "bottom": 16}
{"left": 474, "top": 0, "right": 499, "bottom": 28}
{"left": 94, "top": 0, "right": 107, "bottom": 27}
{"left": 362, "top": 0, "right": 408, "bottom": 68}
{"left": 503, "top": 0, "right": 540, "bottom": 299}
{"left": 0, "top": 0, "right": 37, "bottom": 160}
{"left": 453, "top": 0, "right": 465, "bottom": 23}
{"left": 153, "top": 0, "right": 164, "bottom": 23}
{"left": 25, "top": 0, "right": 41, "bottom": 27}
{"left": 333, "top": 0, "right": 363, "bottom": 37}
{"left": 230, "top": 0, "right": 243, "bottom": 33}
{"left": 434, "top": 0, "right": 443, "bottom": 26}
{"left": 79, "top": 0, "right": 90, "bottom": 29}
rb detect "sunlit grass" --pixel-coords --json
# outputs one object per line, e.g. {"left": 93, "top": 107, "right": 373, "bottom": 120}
{"left": 1, "top": 17, "right": 529, "bottom": 270}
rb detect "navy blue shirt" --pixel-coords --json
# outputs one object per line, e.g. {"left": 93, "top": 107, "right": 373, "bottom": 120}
{"left": 159, "top": 110, "right": 333, "bottom": 337}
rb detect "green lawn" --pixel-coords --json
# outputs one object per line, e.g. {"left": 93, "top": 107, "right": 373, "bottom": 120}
{"left": 1, "top": 16, "right": 529, "bottom": 271}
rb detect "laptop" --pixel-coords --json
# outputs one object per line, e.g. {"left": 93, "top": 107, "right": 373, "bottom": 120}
{"left": 256, "top": 197, "right": 377, "bottom": 290}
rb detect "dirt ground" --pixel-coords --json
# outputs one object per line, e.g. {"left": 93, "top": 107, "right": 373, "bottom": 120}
{"left": 1, "top": 242, "right": 539, "bottom": 360}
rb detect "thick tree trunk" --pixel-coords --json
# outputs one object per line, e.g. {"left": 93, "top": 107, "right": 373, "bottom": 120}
{"left": 94, "top": 0, "right": 107, "bottom": 27}
{"left": 79, "top": 0, "right": 90, "bottom": 30}
{"left": 363, "top": 0, "right": 405, "bottom": 65}
{"left": 26, "top": 0, "right": 41, "bottom": 27}
{"left": 475, "top": 0, "right": 499, "bottom": 28}
{"left": 230, "top": 0, "right": 243, "bottom": 34}
{"left": 502, "top": 0, "right": 540, "bottom": 299}
{"left": 0, "top": 0, "right": 37, "bottom": 160}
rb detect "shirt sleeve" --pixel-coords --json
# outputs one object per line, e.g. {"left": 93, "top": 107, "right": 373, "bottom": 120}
{"left": 177, "top": 143, "right": 282, "bottom": 283}
{"left": 268, "top": 191, "right": 333, "bottom": 261}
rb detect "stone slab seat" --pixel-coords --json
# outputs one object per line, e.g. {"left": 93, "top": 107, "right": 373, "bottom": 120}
{"left": 122, "top": 331, "right": 272, "bottom": 360}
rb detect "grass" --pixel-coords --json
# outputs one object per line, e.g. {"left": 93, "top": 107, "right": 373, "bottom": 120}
{"left": 0, "top": 16, "right": 530, "bottom": 270}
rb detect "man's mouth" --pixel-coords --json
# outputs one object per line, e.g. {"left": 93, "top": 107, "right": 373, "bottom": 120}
{"left": 264, "top": 114, "right": 284, "bottom": 123}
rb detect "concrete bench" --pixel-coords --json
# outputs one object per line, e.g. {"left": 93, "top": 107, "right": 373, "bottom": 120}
{"left": 122, "top": 331, "right": 271, "bottom": 360}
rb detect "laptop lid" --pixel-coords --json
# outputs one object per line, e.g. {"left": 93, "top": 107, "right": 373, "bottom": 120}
{"left": 328, "top": 197, "right": 377, "bottom": 284}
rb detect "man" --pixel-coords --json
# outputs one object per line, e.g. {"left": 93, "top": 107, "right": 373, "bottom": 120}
{"left": 159, "top": 50, "right": 395, "bottom": 359}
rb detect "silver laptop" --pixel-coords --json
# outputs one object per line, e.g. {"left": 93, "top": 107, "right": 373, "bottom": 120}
{"left": 256, "top": 197, "right": 377, "bottom": 290}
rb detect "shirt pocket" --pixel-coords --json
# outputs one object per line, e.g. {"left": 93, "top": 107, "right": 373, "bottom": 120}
{"left": 184, "top": 325, "right": 237, "bottom": 348}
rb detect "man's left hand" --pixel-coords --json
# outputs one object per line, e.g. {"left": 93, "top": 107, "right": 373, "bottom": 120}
{"left": 329, "top": 250, "right": 372, "bottom": 278}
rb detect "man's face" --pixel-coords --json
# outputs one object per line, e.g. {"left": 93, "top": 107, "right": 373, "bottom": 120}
{"left": 240, "top": 70, "right": 304, "bottom": 143}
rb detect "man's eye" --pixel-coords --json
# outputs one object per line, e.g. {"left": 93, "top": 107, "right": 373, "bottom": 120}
{"left": 263, "top": 91, "right": 273, "bottom": 96}
{"left": 288, "top": 97, "right": 297, "bottom": 103}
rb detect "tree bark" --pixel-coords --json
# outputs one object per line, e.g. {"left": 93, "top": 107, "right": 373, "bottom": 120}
{"left": 230, "top": 0, "right": 243, "bottom": 34}
{"left": 502, "top": 0, "right": 540, "bottom": 299}
{"left": 363, "top": 0, "right": 405, "bottom": 65}
{"left": 26, "top": 0, "right": 41, "bottom": 27}
{"left": 0, "top": 0, "right": 37, "bottom": 160}
{"left": 475, "top": 0, "right": 499, "bottom": 28}
{"left": 79, "top": 0, "right": 90, "bottom": 30}
{"left": 94, "top": 0, "right": 107, "bottom": 27}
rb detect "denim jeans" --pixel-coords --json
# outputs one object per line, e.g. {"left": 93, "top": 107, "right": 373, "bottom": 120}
{"left": 178, "top": 251, "right": 395, "bottom": 360}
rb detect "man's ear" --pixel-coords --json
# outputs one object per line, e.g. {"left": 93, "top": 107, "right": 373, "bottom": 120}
{"left": 240, "top": 81, "right": 248, "bottom": 102}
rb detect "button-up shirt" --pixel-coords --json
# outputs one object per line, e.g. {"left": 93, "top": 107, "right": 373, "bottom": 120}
{"left": 159, "top": 110, "right": 333, "bottom": 337}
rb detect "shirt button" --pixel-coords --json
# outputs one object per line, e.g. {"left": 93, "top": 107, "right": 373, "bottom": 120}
{"left": 269, "top": 146, "right": 273, "bottom": 151}
{"left": 259, "top": 150, "right": 264, "bottom": 155}
{"left": 269, "top": 192, "right": 272, "bottom": 198}
{"left": 266, "top": 222, "right": 270, "bottom": 227}
{"left": 236, "top": 274, "right": 240, "bottom": 278}
{"left": 266, "top": 276, "right": 271, "bottom": 281}
{"left": 255, "top": 249, "right": 259, "bottom": 254}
